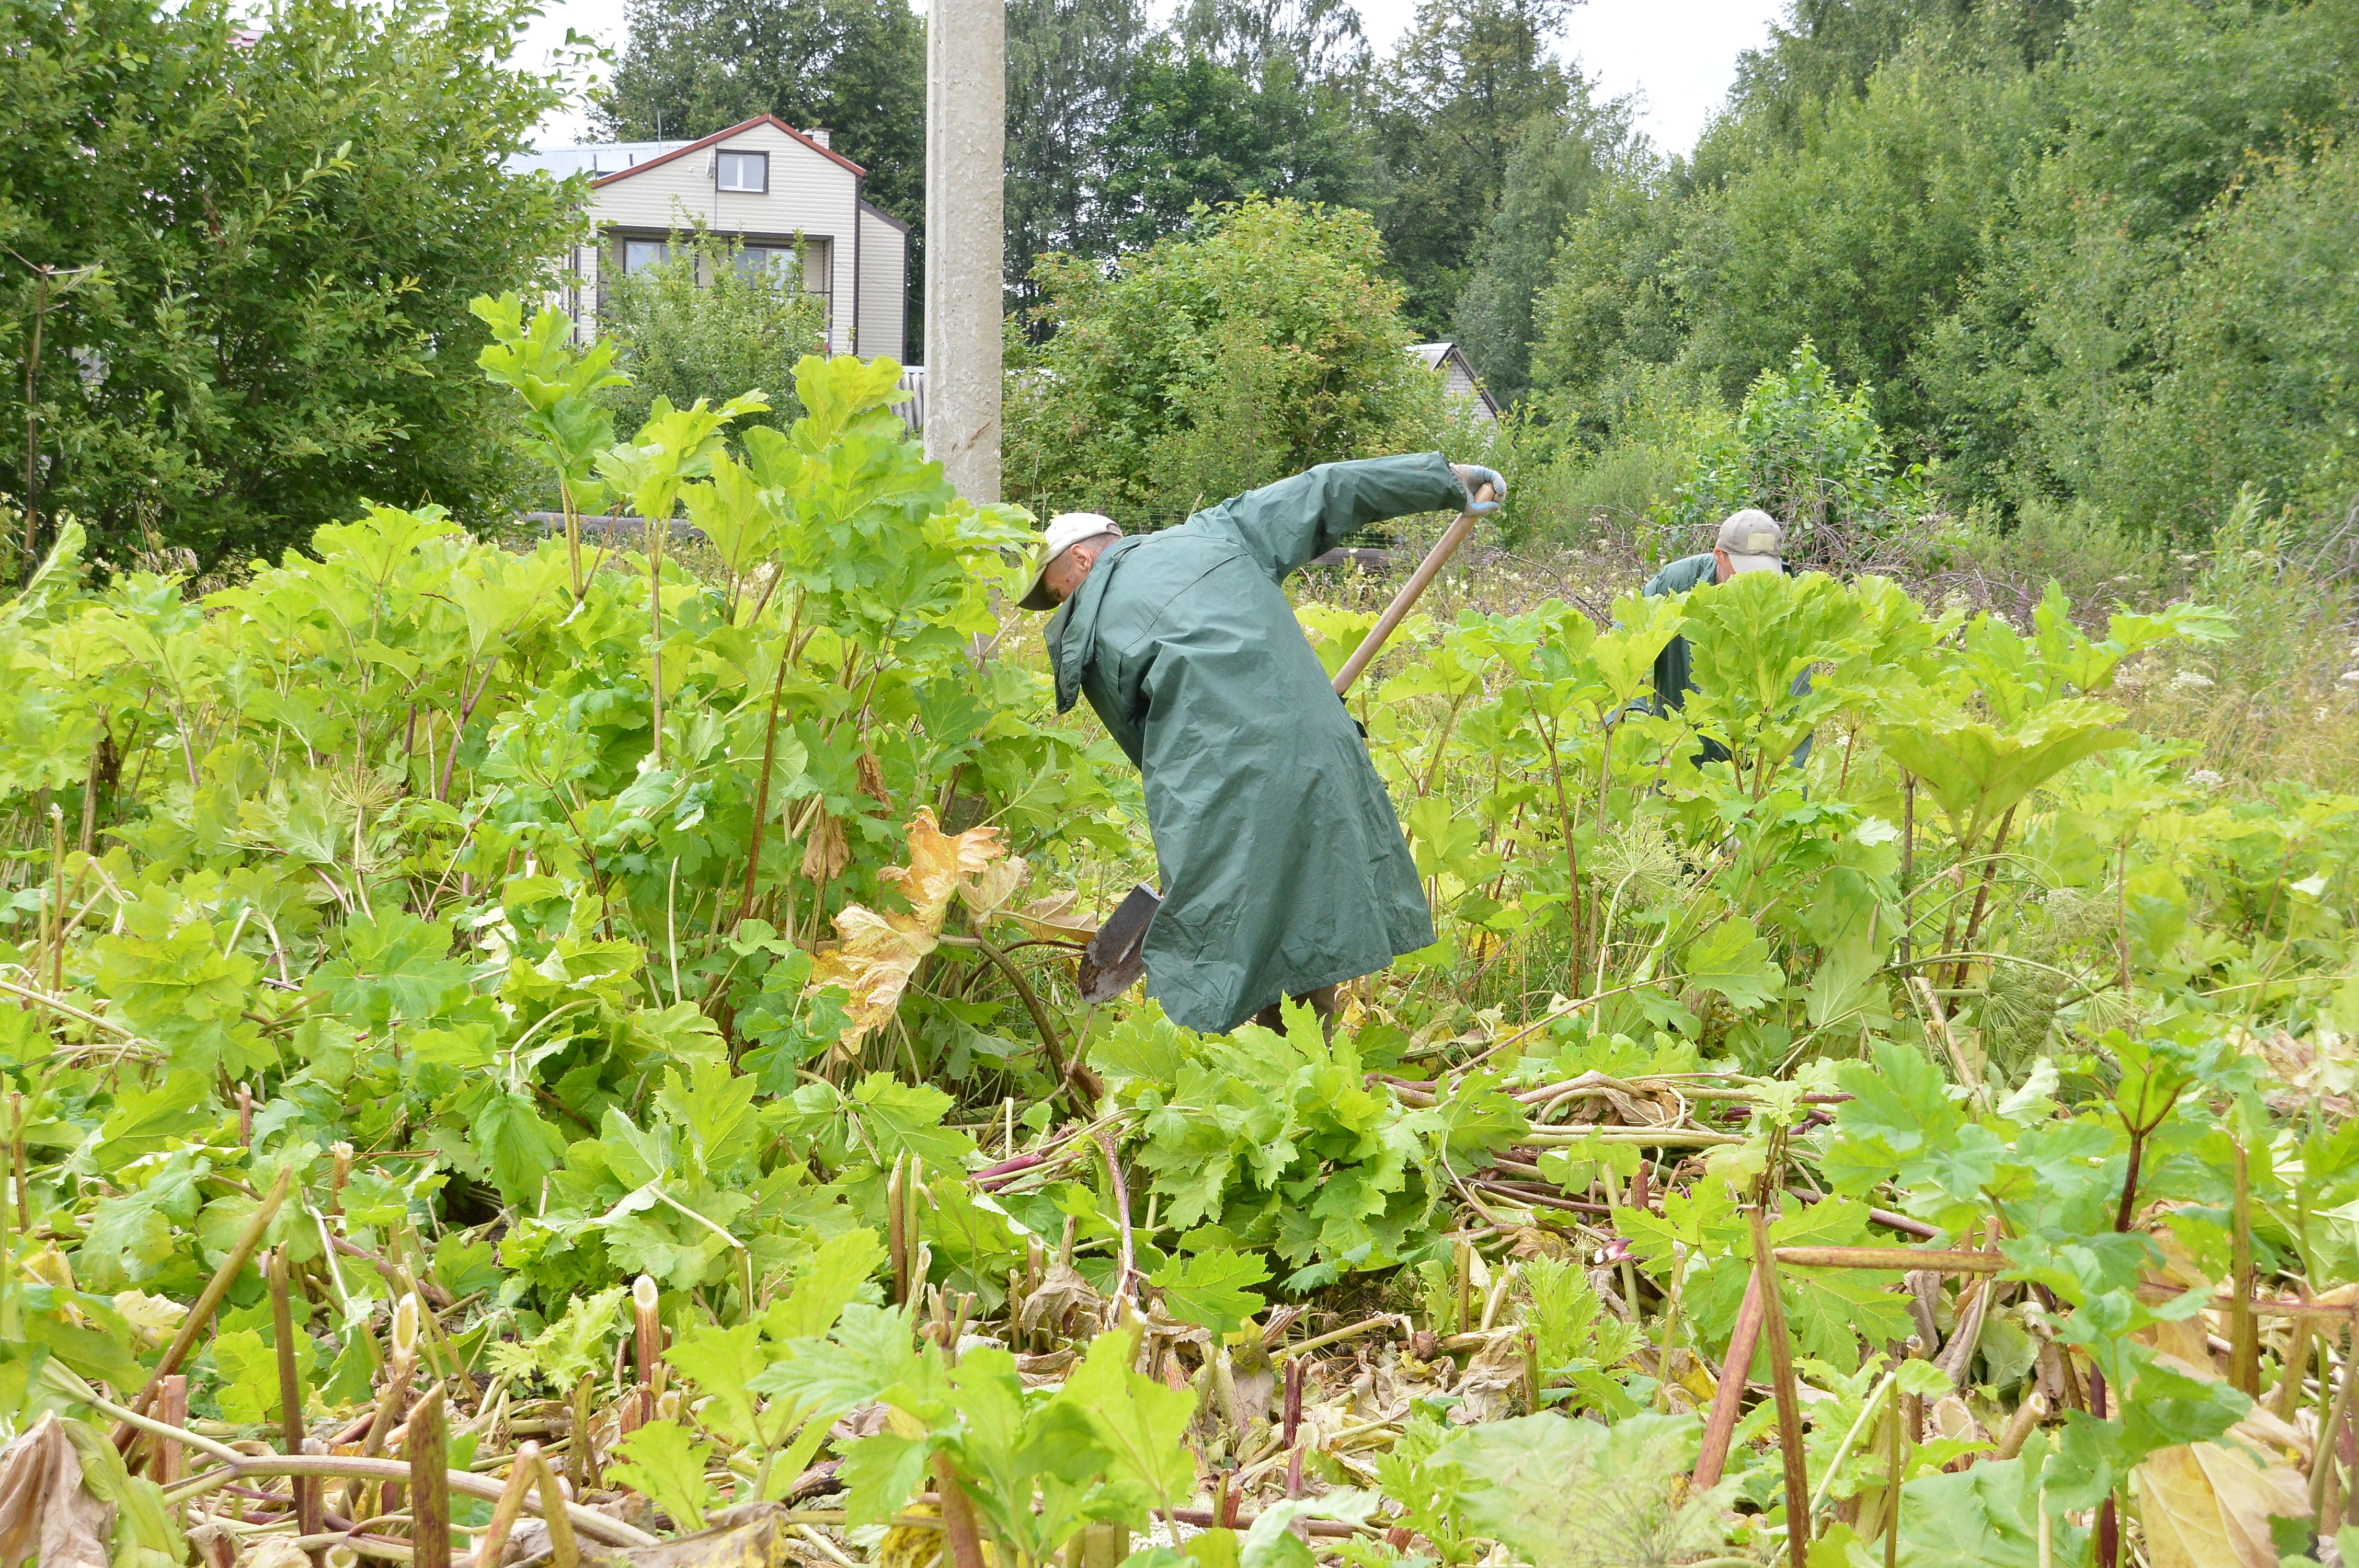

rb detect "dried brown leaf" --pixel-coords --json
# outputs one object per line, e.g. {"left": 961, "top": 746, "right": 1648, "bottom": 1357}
{"left": 0, "top": 1413, "right": 110, "bottom": 1568}
{"left": 806, "top": 809, "right": 1013, "bottom": 1049}
{"left": 1018, "top": 1258, "right": 1105, "bottom": 1341}
{"left": 800, "top": 812, "right": 850, "bottom": 882}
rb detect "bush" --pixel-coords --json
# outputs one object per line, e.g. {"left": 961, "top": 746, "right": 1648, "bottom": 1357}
{"left": 0, "top": 0, "right": 580, "bottom": 574}
{"left": 2087, "top": 141, "right": 2359, "bottom": 538}
{"left": 598, "top": 227, "right": 832, "bottom": 442}
{"left": 1004, "top": 197, "right": 1458, "bottom": 529}
{"left": 1502, "top": 365, "right": 1723, "bottom": 552}
{"left": 1668, "top": 342, "right": 1933, "bottom": 573}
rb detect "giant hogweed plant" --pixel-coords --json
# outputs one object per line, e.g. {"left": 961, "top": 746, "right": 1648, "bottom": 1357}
{"left": 0, "top": 297, "right": 2357, "bottom": 1568}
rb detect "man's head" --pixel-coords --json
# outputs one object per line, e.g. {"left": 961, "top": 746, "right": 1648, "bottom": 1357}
{"left": 1711, "top": 509, "right": 1784, "bottom": 584}
{"left": 1019, "top": 512, "right": 1123, "bottom": 609}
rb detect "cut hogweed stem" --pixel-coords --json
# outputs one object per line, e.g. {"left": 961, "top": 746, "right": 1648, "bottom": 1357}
{"left": 1883, "top": 1374, "right": 1902, "bottom": 1568}
{"left": 268, "top": 1247, "right": 323, "bottom": 1557}
{"left": 409, "top": 1384, "right": 452, "bottom": 1568}
{"left": 1747, "top": 1206, "right": 1811, "bottom": 1562}
{"left": 535, "top": 1448, "right": 581, "bottom": 1568}
{"left": 155, "top": 1375, "right": 187, "bottom": 1490}
{"left": 469, "top": 1439, "right": 542, "bottom": 1568}
{"left": 116, "top": 1163, "right": 294, "bottom": 1455}
{"left": 2274, "top": 1302, "right": 2316, "bottom": 1424}
{"left": 632, "top": 1274, "right": 661, "bottom": 1428}
{"left": 2312, "top": 1324, "right": 2355, "bottom": 1519}
{"left": 1693, "top": 1269, "right": 1765, "bottom": 1490}
{"left": 2231, "top": 1140, "right": 2260, "bottom": 1397}
{"left": 887, "top": 1155, "right": 909, "bottom": 1305}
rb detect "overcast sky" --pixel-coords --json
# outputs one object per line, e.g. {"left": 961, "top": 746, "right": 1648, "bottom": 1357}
{"left": 517, "top": 0, "right": 1788, "bottom": 155}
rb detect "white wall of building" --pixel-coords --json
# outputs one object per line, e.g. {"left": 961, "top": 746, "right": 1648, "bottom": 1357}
{"left": 856, "top": 203, "right": 909, "bottom": 363}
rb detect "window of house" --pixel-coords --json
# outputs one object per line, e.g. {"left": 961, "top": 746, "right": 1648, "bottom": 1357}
{"left": 716, "top": 150, "right": 768, "bottom": 193}
{"left": 734, "top": 246, "right": 796, "bottom": 284}
{"left": 622, "top": 239, "right": 669, "bottom": 273}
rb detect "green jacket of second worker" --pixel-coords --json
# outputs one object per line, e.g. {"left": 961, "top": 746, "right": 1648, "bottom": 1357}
{"left": 1640, "top": 552, "right": 1718, "bottom": 710}
{"left": 1045, "top": 453, "right": 1468, "bottom": 1034}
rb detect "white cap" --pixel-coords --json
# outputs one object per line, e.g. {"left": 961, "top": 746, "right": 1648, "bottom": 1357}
{"left": 1716, "top": 509, "right": 1784, "bottom": 574}
{"left": 1019, "top": 512, "right": 1121, "bottom": 610}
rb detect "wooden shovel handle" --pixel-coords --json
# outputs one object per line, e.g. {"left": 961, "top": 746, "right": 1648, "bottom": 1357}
{"left": 1331, "top": 483, "right": 1493, "bottom": 697}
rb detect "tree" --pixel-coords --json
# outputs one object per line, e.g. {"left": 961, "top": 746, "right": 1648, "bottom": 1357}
{"left": 1684, "top": 45, "right": 2042, "bottom": 435}
{"left": 1171, "top": 0, "right": 1370, "bottom": 78}
{"left": 0, "top": 0, "right": 580, "bottom": 572}
{"left": 597, "top": 229, "right": 832, "bottom": 442}
{"left": 1526, "top": 158, "right": 1695, "bottom": 441}
{"left": 1371, "top": 0, "right": 1574, "bottom": 335}
{"left": 1721, "top": 0, "right": 2070, "bottom": 153}
{"left": 599, "top": 0, "right": 927, "bottom": 227}
{"left": 1006, "top": 0, "right": 1150, "bottom": 306}
{"left": 1005, "top": 197, "right": 1450, "bottom": 524}
{"left": 1450, "top": 77, "right": 1634, "bottom": 403}
{"left": 1096, "top": 43, "right": 1377, "bottom": 251}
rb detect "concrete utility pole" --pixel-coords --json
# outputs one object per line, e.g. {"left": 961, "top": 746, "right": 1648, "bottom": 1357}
{"left": 922, "top": 0, "right": 1004, "bottom": 503}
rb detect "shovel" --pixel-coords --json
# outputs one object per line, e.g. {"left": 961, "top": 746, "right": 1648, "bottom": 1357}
{"left": 1075, "top": 482, "right": 1496, "bottom": 1004}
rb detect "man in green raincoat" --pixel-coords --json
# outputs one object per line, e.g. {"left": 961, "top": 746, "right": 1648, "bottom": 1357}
{"left": 1023, "top": 453, "right": 1503, "bottom": 1035}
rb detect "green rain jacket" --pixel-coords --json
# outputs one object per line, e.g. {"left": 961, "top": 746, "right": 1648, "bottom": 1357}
{"left": 1045, "top": 453, "right": 1470, "bottom": 1034}
{"left": 1640, "top": 552, "right": 1718, "bottom": 711}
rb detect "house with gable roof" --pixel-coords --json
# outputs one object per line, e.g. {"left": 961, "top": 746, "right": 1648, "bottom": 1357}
{"left": 508, "top": 113, "right": 909, "bottom": 362}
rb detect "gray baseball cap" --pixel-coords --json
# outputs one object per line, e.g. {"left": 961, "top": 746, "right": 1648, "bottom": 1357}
{"left": 1716, "top": 510, "right": 1783, "bottom": 574}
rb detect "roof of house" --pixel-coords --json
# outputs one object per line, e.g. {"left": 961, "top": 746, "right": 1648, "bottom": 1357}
{"left": 504, "top": 140, "right": 692, "bottom": 179}
{"left": 1407, "top": 341, "right": 1502, "bottom": 419}
{"left": 594, "top": 115, "right": 865, "bottom": 184}
{"left": 506, "top": 116, "right": 868, "bottom": 185}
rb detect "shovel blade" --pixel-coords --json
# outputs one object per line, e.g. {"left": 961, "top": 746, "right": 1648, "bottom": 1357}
{"left": 1078, "top": 882, "right": 1159, "bottom": 1004}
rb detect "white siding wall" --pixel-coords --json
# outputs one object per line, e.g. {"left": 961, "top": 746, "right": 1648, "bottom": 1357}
{"left": 587, "top": 122, "right": 861, "bottom": 351}
{"left": 856, "top": 205, "right": 908, "bottom": 363}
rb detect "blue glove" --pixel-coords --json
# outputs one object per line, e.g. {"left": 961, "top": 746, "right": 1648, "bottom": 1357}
{"left": 1451, "top": 463, "right": 1507, "bottom": 514}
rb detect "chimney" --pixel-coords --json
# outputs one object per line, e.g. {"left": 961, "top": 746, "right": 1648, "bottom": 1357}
{"left": 805, "top": 126, "right": 831, "bottom": 148}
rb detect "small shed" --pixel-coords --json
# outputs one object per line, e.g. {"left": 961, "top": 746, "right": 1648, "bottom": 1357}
{"left": 1408, "top": 342, "right": 1502, "bottom": 421}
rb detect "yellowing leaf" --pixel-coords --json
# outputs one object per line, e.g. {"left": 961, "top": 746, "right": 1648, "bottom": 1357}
{"left": 807, "top": 810, "right": 1013, "bottom": 1050}
{"left": 1010, "top": 891, "right": 1096, "bottom": 943}
{"left": 955, "top": 855, "right": 1028, "bottom": 919}
{"left": 884, "top": 808, "right": 1009, "bottom": 926}
{"left": 2137, "top": 1440, "right": 2308, "bottom": 1568}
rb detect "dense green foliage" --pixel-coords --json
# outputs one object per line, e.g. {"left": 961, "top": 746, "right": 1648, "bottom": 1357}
{"left": 1368, "top": 0, "right": 1579, "bottom": 335}
{"left": 5, "top": 335, "right": 2359, "bottom": 1566}
{"left": 0, "top": 0, "right": 583, "bottom": 572}
{"left": 1003, "top": 198, "right": 1480, "bottom": 525}
{"left": 1524, "top": 0, "right": 2359, "bottom": 541}
{"left": 1095, "top": 38, "right": 1371, "bottom": 253}
{"left": 5, "top": 2, "right": 2359, "bottom": 1564}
